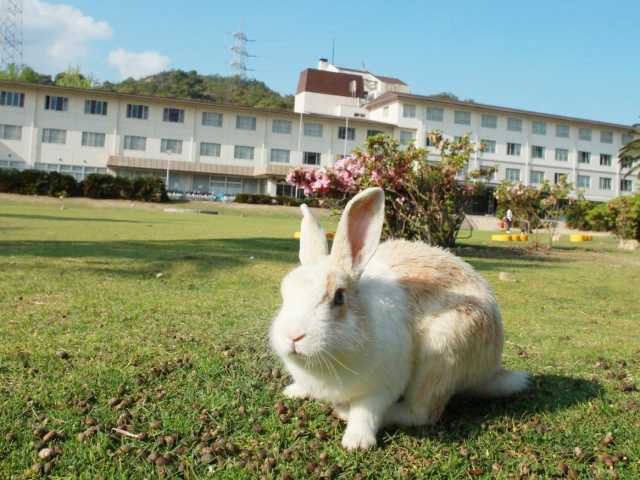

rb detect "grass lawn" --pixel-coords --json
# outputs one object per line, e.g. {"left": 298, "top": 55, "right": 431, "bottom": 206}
{"left": 1, "top": 194, "right": 639, "bottom": 479}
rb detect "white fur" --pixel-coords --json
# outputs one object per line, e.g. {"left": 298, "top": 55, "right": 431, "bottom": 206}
{"left": 269, "top": 188, "right": 528, "bottom": 450}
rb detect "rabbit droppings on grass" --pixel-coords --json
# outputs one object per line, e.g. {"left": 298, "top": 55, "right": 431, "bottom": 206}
{"left": 270, "top": 188, "right": 529, "bottom": 450}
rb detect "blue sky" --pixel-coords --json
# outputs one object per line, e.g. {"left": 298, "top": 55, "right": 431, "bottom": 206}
{"left": 23, "top": 0, "right": 639, "bottom": 124}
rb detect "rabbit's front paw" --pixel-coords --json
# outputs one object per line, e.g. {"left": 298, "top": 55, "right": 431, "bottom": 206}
{"left": 341, "top": 423, "right": 377, "bottom": 450}
{"left": 282, "top": 383, "right": 308, "bottom": 399}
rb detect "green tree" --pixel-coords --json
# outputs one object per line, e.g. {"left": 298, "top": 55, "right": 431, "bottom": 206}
{"left": 54, "top": 67, "right": 96, "bottom": 89}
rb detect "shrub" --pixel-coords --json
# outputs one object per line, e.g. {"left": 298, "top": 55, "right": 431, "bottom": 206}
{"left": 132, "top": 176, "right": 168, "bottom": 202}
{"left": 585, "top": 203, "right": 616, "bottom": 231}
{"left": 47, "top": 171, "right": 80, "bottom": 197}
{"left": 0, "top": 169, "right": 78, "bottom": 197}
{"left": 608, "top": 195, "right": 640, "bottom": 240}
{"left": 83, "top": 174, "right": 133, "bottom": 199}
{"left": 286, "top": 133, "right": 482, "bottom": 247}
{"left": 565, "top": 196, "right": 596, "bottom": 230}
{"left": 13, "top": 169, "right": 50, "bottom": 195}
{"left": 0, "top": 168, "right": 19, "bottom": 193}
{"left": 234, "top": 193, "right": 319, "bottom": 207}
{"left": 234, "top": 193, "right": 276, "bottom": 205}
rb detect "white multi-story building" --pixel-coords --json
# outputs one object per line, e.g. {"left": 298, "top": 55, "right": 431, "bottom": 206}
{"left": 1, "top": 58, "right": 637, "bottom": 204}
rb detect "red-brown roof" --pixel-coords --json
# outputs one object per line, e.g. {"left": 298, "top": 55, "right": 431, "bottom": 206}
{"left": 373, "top": 74, "right": 407, "bottom": 86}
{"left": 296, "top": 69, "right": 364, "bottom": 97}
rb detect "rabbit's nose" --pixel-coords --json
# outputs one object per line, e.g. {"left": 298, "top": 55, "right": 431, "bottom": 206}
{"left": 291, "top": 334, "right": 306, "bottom": 343}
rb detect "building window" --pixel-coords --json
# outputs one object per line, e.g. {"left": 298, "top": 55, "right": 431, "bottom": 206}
{"left": 599, "top": 177, "right": 612, "bottom": 190}
{"left": 338, "top": 126, "right": 356, "bottom": 140}
{"left": 84, "top": 100, "right": 108, "bottom": 115}
{"left": 600, "top": 154, "right": 612, "bottom": 167}
{"left": 507, "top": 142, "right": 521, "bottom": 156}
{"left": 367, "top": 129, "right": 383, "bottom": 138}
{"left": 81, "top": 131, "right": 105, "bottom": 147}
{"left": 202, "top": 111, "right": 223, "bottom": 127}
{"left": 270, "top": 148, "right": 290, "bottom": 163}
{"left": 507, "top": 117, "right": 522, "bottom": 132}
{"left": 124, "top": 135, "right": 146, "bottom": 151}
{"left": 44, "top": 95, "right": 68, "bottom": 111}
{"left": 556, "top": 124, "right": 570, "bottom": 138}
{"left": 126, "top": 104, "right": 149, "bottom": 119}
{"left": 234, "top": 145, "right": 254, "bottom": 160}
{"left": 41, "top": 128, "right": 66, "bottom": 144}
{"left": 200, "top": 142, "right": 221, "bottom": 157}
{"left": 578, "top": 127, "right": 592, "bottom": 141}
{"left": 481, "top": 114, "right": 497, "bottom": 129}
{"left": 530, "top": 170, "right": 544, "bottom": 185}
{"left": 303, "top": 151, "right": 321, "bottom": 165}
{"left": 236, "top": 115, "right": 256, "bottom": 130}
{"left": 481, "top": 139, "right": 496, "bottom": 154}
{"left": 578, "top": 151, "right": 591, "bottom": 164}
{"left": 532, "top": 121, "right": 546, "bottom": 135}
{"left": 506, "top": 168, "right": 520, "bottom": 182}
{"left": 399, "top": 130, "right": 415, "bottom": 145}
{"left": 622, "top": 133, "right": 634, "bottom": 145}
{"left": 426, "top": 107, "right": 443, "bottom": 122}
{"left": 161, "top": 138, "right": 183, "bottom": 154}
{"left": 304, "top": 122, "right": 323, "bottom": 137}
{"left": 577, "top": 175, "right": 590, "bottom": 189}
{"left": 531, "top": 145, "right": 545, "bottom": 159}
{"left": 272, "top": 119, "right": 292, "bottom": 134}
{"left": 0, "top": 90, "right": 24, "bottom": 107}
{"left": 554, "top": 173, "right": 568, "bottom": 184}
{"left": 600, "top": 131, "right": 613, "bottom": 144}
{"left": 0, "top": 124, "right": 22, "bottom": 140}
{"left": 620, "top": 179, "right": 633, "bottom": 192}
{"left": 555, "top": 148, "right": 569, "bottom": 162}
{"left": 454, "top": 110, "right": 471, "bottom": 125}
{"left": 163, "top": 108, "right": 184, "bottom": 123}
{"left": 402, "top": 104, "right": 416, "bottom": 118}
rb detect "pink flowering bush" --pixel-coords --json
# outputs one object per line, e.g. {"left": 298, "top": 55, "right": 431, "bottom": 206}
{"left": 287, "top": 133, "right": 485, "bottom": 247}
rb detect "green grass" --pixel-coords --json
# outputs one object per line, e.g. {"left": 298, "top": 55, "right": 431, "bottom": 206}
{"left": 1, "top": 194, "right": 639, "bottom": 479}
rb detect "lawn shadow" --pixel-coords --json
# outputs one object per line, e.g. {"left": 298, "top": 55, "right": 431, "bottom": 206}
{"left": 381, "top": 374, "right": 603, "bottom": 444}
{"left": 0, "top": 213, "right": 152, "bottom": 224}
{"left": 455, "top": 244, "right": 570, "bottom": 273}
{"left": 0, "top": 237, "right": 300, "bottom": 276}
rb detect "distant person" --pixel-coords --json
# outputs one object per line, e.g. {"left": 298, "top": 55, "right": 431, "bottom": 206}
{"left": 505, "top": 208, "right": 513, "bottom": 233}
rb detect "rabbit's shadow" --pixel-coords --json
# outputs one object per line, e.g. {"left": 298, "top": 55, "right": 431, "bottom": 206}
{"left": 379, "top": 374, "right": 603, "bottom": 444}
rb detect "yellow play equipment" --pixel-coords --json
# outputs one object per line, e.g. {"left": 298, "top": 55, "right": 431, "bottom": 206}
{"left": 570, "top": 234, "right": 593, "bottom": 242}
{"left": 491, "top": 234, "right": 529, "bottom": 242}
{"left": 293, "top": 231, "right": 335, "bottom": 240}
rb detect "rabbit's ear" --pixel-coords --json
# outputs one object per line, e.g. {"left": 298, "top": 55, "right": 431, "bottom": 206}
{"left": 299, "top": 204, "right": 328, "bottom": 265}
{"left": 330, "top": 188, "right": 385, "bottom": 274}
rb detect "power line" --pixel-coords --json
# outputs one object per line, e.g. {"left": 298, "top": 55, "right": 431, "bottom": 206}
{"left": 0, "top": 0, "right": 23, "bottom": 70}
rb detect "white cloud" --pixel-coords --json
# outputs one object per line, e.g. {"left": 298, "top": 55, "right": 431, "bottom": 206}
{"left": 107, "top": 49, "right": 171, "bottom": 79}
{"left": 23, "top": 0, "right": 112, "bottom": 72}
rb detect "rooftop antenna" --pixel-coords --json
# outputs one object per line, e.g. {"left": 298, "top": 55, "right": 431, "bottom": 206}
{"left": 229, "top": 20, "right": 255, "bottom": 78}
{"left": 331, "top": 38, "right": 335, "bottom": 65}
{"left": 0, "top": 0, "right": 23, "bottom": 71}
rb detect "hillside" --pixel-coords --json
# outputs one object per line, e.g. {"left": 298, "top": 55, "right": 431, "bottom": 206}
{"left": 101, "top": 70, "right": 294, "bottom": 109}
{"left": 0, "top": 66, "right": 294, "bottom": 110}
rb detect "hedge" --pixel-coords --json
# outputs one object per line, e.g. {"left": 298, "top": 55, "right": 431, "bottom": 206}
{"left": 565, "top": 194, "right": 640, "bottom": 239}
{"left": 0, "top": 169, "right": 168, "bottom": 203}
{"left": 234, "top": 193, "right": 320, "bottom": 207}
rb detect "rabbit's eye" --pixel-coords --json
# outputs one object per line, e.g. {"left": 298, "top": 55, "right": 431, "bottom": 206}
{"left": 333, "top": 288, "right": 345, "bottom": 307}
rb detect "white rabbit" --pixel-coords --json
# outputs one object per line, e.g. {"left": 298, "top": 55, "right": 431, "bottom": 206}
{"left": 269, "top": 187, "right": 529, "bottom": 450}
